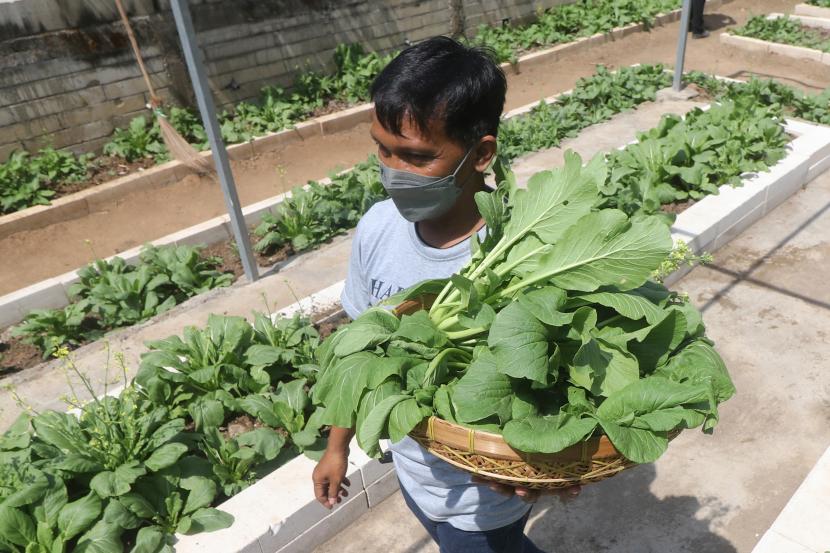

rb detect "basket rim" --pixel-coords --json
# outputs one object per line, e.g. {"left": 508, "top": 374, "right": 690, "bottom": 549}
{"left": 410, "top": 416, "right": 626, "bottom": 463}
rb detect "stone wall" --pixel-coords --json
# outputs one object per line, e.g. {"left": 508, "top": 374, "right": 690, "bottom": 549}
{"left": 0, "top": 0, "right": 571, "bottom": 161}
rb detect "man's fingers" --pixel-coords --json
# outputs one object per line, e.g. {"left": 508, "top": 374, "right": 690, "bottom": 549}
{"left": 555, "top": 485, "right": 582, "bottom": 502}
{"left": 327, "top": 476, "right": 344, "bottom": 507}
{"left": 515, "top": 487, "right": 541, "bottom": 503}
{"left": 313, "top": 479, "right": 330, "bottom": 508}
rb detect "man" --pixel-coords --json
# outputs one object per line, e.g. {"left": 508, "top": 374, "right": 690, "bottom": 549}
{"left": 690, "top": 0, "right": 709, "bottom": 39}
{"left": 311, "top": 37, "right": 579, "bottom": 553}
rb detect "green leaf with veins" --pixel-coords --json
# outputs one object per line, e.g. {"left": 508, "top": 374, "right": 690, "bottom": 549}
{"left": 488, "top": 302, "right": 550, "bottom": 384}
{"left": 503, "top": 413, "right": 598, "bottom": 454}
{"left": 452, "top": 348, "right": 513, "bottom": 424}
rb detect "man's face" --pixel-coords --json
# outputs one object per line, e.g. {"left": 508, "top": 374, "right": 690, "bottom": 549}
{"left": 370, "top": 113, "right": 475, "bottom": 184}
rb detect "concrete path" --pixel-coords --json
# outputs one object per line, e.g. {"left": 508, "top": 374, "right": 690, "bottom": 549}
{"left": 313, "top": 171, "right": 830, "bottom": 552}
{"left": 0, "top": 93, "right": 702, "bottom": 430}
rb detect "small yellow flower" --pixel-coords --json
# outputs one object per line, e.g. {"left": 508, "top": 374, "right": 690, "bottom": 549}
{"left": 54, "top": 345, "right": 71, "bottom": 359}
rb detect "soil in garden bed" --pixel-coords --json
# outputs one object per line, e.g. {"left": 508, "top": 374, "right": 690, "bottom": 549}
{"left": 0, "top": 335, "right": 42, "bottom": 378}
{"left": 48, "top": 156, "right": 158, "bottom": 198}
{"left": 315, "top": 311, "right": 351, "bottom": 338}
{"left": 662, "top": 199, "right": 697, "bottom": 215}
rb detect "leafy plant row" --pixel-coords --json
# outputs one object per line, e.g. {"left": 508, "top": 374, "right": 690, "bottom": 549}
{"left": 254, "top": 64, "right": 673, "bottom": 256}
{"left": 468, "top": 0, "right": 680, "bottom": 63}
{"left": 807, "top": 0, "right": 830, "bottom": 6}
{"left": 0, "top": 44, "right": 392, "bottom": 216}
{"left": 599, "top": 97, "right": 788, "bottom": 219}
{"left": 733, "top": 15, "right": 830, "bottom": 53}
{"left": 686, "top": 71, "right": 830, "bottom": 126}
{"left": 0, "top": 0, "right": 697, "bottom": 217}
{"left": 0, "top": 149, "right": 91, "bottom": 215}
{"left": 0, "top": 310, "right": 326, "bottom": 552}
{"left": 12, "top": 245, "right": 233, "bottom": 359}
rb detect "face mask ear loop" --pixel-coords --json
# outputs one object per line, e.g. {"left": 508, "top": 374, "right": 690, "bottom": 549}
{"left": 452, "top": 146, "right": 476, "bottom": 178}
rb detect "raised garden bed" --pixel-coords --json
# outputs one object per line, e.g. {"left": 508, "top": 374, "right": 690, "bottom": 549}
{"left": 795, "top": 2, "right": 830, "bottom": 19}
{"left": 0, "top": 64, "right": 677, "bottom": 331}
{"left": 0, "top": 0, "right": 733, "bottom": 239}
{"left": 2, "top": 110, "right": 829, "bottom": 552}
{"left": 721, "top": 13, "right": 830, "bottom": 65}
{"left": 5, "top": 64, "right": 830, "bottom": 383}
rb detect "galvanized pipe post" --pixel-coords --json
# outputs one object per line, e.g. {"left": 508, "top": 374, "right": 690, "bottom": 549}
{"left": 169, "top": 0, "right": 259, "bottom": 282}
{"left": 673, "top": 0, "right": 693, "bottom": 91}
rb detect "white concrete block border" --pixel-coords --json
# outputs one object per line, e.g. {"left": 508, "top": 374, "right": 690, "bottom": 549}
{"left": 720, "top": 13, "right": 830, "bottom": 66}
{"left": 665, "top": 117, "right": 830, "bottom": 285}
{"left": 170, "top": 120, "right": 830, "bottom": 553}
{"left": 0, "top": 0, "right": 732, "bottom": 242}
{"left": 750, "top": 445, "right": 830, "bottom": 553}
{"left": 794, "top": 2, "right": 830, "bottom": 19}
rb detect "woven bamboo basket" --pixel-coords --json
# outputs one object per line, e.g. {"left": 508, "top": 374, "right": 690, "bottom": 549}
{"left": 395, "top": 296, "right": 664, "bottom": 490}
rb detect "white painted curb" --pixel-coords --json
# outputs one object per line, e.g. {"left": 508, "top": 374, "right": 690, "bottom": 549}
{"left": 750, "top": 445, "right": 830, "bottom": 553}
{"left": 720, "top": 27, "right": 830, "bottom": 65}
{"left": 793, "top": 2, "right": 830, "bottom": 19}
{"left": 665, "top": 117, "right": 830, "bottom": 286}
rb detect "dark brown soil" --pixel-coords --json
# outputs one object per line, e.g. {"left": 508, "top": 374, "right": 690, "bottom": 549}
{"left": 662, "top": 198, "right": 697, "bottom": 215}
{"left": 201, "top": 240, "right": 245, "bottom": 280}
{"left": 223, "top": 413, "right": 266, "bottom": 439}
{"left": 315, "top": 311, "right": 351, "bottom": 338}
{"left": 311, "top": 99, "right": 353, "bottom": 118}
{"left": 49, "top": 156, "right": 158, "bottom": 197}
{"left": 0, "top": 336, "right": 41, "bottom": 378}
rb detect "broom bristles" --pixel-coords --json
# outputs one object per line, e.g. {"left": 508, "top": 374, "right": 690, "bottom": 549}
{"left": 157, "top": 115, "right": 213, "bottom": 176}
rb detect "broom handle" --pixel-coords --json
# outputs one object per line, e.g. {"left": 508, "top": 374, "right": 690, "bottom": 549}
{"left": 114, "top": 0, "right": 161, "bottom": 107}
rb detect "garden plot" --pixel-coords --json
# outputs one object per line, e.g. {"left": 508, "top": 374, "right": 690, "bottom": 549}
{"left": 721, "top": 12, "right": 830, "bottom": 65}
{"left": 0, "top": 0, "right": 711, "bottom": 296}
{"left": 5, "top": 69, "right": 830, "bottom": 416}
{"left": 3, "top": 82, "right": 829, "bottom": 553}
{"left": 0, "top": 65, "right": 680, "bottom": 374}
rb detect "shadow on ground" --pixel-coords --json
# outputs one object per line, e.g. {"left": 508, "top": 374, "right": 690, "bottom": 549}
{"left": 528, "top": 464, "right": 737, "bottom": 553}
{"left": 703, "top": 13, "right": 736, "bottom": 32}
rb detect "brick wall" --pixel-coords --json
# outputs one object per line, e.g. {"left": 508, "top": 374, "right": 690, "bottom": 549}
{"left": 0, "top": 0, "right": 571, "bottom": 161}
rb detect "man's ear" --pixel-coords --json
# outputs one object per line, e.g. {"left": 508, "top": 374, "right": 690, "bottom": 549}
{"left": 473, "top": 135, "right": 498, "bottom": 173}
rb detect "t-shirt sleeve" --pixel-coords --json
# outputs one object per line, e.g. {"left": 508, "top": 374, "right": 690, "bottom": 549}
{"left": 341, "top": 219, "right": 371, "bottom": 320}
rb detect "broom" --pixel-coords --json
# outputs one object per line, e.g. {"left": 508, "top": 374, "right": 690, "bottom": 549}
{"left": 114, "top": 0, "right": 213, "bottom": 175}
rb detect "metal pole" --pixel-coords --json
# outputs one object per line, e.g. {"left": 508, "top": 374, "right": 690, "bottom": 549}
{"left": 673, "top": 0, "right": 693, "bottom": 91}
{"left": 169, "top": 0, "right": 259, "bottom": 282}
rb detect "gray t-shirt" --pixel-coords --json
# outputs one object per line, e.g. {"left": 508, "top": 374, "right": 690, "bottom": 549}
{"left": 341, "top": 198, "right": 530, "bottom": 532}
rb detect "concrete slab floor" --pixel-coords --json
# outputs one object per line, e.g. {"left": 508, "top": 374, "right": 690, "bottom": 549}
{"left": 313, "top": 172, "right": 830, "bottom": 552}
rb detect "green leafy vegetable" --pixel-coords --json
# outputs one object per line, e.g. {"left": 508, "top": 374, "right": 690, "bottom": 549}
{"left": 315, "top": 155, "right": 734, "bottom": 465}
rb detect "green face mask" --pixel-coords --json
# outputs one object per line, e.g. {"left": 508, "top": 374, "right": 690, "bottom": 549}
{"left": 379, "top": 148, "right": 474, "bottom": 222}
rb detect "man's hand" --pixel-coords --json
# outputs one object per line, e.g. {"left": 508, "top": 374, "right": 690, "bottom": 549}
{"left": 313, "top": 449, "right": 350, "bottom": 509}
{"left": 472, "top": 476, "right": 581, "bottom": 504}
{"left": 312, "top": 426, "right": 355, "bottom": 509}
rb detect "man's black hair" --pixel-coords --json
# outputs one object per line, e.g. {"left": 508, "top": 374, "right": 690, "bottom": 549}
{"left": 371, "top": 36, "right": 507, "bottom": 147}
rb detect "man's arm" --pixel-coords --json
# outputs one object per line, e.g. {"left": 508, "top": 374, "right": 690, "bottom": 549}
{"left": 312, "top": 426, "right": 355, "bottom": 508}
